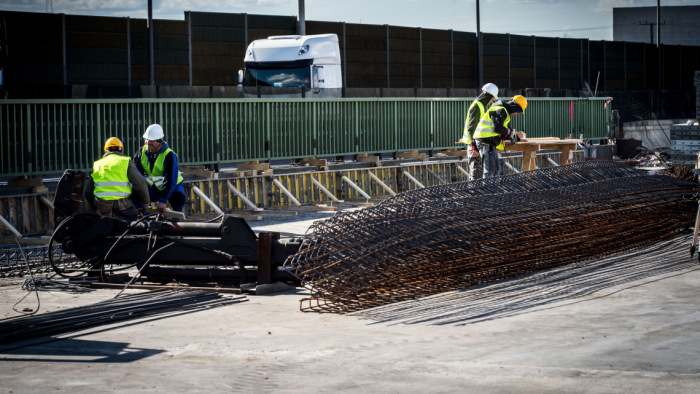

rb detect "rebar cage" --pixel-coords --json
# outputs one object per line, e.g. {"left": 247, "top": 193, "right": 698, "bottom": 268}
{"left": 285, "top": 161, "right": 700, "bottom": 313}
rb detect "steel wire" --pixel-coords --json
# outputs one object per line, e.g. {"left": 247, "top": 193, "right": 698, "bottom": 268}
{"left": 285, "top": 160, "right": 700, "bottom": 313}
{"left": 0, "top": 246, "right": 79, "bottom": 278}
{"left": 0, "top": 289, "right": 247, "bottom": 344}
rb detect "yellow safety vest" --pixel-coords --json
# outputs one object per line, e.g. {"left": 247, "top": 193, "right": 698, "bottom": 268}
{"left": 461, "top": 100, "right": 485, "bottom": 144}
{"left": 473, "top": 105, "right": 511, "bottom": 150}
{"left": 92, "top": 154, "right": 132, "bottom": 201}
{"left": 140, "top": 145, "right": 184, "bottom": 190}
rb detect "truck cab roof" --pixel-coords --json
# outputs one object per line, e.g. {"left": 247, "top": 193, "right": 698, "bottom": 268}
{"left": 244, "top": 34, "right": 341, "bottom": 65}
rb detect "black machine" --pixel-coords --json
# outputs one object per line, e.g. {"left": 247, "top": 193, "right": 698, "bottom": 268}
{"left": 49, "top": 170, "right": 303, "bottom": 286}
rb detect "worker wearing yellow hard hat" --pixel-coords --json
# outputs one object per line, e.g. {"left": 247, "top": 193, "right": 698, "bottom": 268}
{"left": 84, "top": 137, "right": 150, "bottom": 221}
{"left": 472, "top": 95, "right": 528, "bottom": 178}
{"left": 457, "top": 83, "right": 499, "bottom": 181}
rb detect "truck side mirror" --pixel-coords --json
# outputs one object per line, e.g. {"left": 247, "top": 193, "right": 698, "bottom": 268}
{"left": 312, "top": 66, "right": 325, "bottom": 89}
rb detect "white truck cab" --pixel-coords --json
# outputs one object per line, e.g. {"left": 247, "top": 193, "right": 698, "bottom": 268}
{"left": 238, "top": 34, "right": 342, "bottom": 97}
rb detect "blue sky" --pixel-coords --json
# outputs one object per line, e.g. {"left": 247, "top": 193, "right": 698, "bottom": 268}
{"left": 0, "top": 0, "right": 697, "bottom": 40}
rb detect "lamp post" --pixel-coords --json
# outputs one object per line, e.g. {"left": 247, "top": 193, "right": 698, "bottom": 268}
{"left": 148, "top": 0, "right": 154, "bottom": 86}
{"left": 297, "top": 0, "right": 305, "bottom": 35}
{"left": 476, "top": 0, "right": 483, "bottom": 88}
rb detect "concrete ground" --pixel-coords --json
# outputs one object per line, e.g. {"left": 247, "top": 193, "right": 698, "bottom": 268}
{"left": 1, "top": 207, "right": 700, "bottom": 393}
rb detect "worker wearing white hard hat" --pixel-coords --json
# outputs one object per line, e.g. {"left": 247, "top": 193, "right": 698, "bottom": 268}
{"left": 456, "top": 83, "right": 499, "bottom": 181}
{"left": 473, "top": 95, "right": 528, "bottom": 178}
{"left": 133, "top": 123, "right": 186, "bottom": 213}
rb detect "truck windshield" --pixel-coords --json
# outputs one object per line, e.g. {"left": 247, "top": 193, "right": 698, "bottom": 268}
{"left": 244, "top": 67, "right": 311, "bottom": 88}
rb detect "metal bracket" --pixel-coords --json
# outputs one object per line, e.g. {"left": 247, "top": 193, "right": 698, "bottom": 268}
{"left": 271, "top": 177, "right": 302, "bottom": 206}
{"left": 367, "top": 171, "right": 396, "bottom": 196}
{"left": 310, "top": 176, "right": 344, "bottom": 203}
{"left": 227, "top": 181, "right": 263, "bottom": 211}
{"left": 341, "top": 175, "right": 371, "bottom": 200}
{"left": 191, "top": 185, "right": 225, "bottom": 215}
{"left": 402, "top": 170, "right": 425, "bottom": 188}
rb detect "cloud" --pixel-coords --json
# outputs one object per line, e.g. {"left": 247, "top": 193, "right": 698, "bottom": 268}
{"left": 594, "top": 0, "right": 636, "bottom": 13}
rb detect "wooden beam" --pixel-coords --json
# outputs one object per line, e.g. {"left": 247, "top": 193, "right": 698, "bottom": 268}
{"left": 237, "top": 161, "right": 271, "bottom": 171}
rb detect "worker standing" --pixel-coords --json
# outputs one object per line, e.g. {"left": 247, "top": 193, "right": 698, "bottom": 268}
{"left": 134, "top": 124, "right": 187, "bottom": 213}
{"left": 457, "top": 83, "right": 499, "bottom": 181}
{"left": 473, "top": 95, "right": 528, "bottom": 178}
{"left": 84, "top": 137, "right": 150, "bottom": 221}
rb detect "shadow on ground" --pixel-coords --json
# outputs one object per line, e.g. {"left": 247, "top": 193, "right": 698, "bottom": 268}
{"left": 0, "top": 337, "right": 164, "bottom": 363}
{"left": 353, "top": 233, "right": 700, "bottom": 326}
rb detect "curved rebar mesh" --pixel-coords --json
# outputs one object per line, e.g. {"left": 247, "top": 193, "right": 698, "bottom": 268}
{"left": 285, "top": 161, "right": 700, "bottom": 314}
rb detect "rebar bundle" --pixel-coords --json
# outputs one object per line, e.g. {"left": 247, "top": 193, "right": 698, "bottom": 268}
{"left": 0, "top": 245, "right": 79, "bottom": 278}
{"left": 0, "top": 289, "right": 247, "bottom": 344}
{"left": 285, "top": 161, "right": 700, "bottom": 313}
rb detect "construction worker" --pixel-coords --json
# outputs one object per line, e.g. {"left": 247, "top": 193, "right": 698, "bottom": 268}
{"left": 84, "top": 137, "right": 150, "bottom": 221}
{"left": 473, "top": 95, "right": 528, "bottom": 178}
{"left": 457, "top": 83, "right": 499, "bottom": 181}
{"left": 134, "top": 124, "right": 186, "bottom": 213}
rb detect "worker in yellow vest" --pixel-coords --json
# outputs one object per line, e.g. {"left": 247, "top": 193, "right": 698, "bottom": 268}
{"left": 457, "top": 83, "right": 499, "bottom": 181}
{"left": 473, "top": 95, "right": 528, "bottom": 178}
{"left": 134, "top": 124, "right": 186, "bottom": 213}
{"left": 84, "top": 137, "right": 150, "bottom": 221}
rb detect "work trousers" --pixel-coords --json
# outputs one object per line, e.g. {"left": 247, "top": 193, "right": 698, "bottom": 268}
{"left": 467, "top": 148, "right": 483, "bottom": 181}
{"left": 476, "top": 140, "right": 500, "bottom": 178}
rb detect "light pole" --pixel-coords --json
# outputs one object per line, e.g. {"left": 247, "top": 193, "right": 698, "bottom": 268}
{"left": 148, "top": 0, "right": 154, "bottom": 86}
{"left": 297, "top": 0, "right": 305, "bottom": 35}
{"left": 476, "top": 0, "right": 483, "bottom": 88}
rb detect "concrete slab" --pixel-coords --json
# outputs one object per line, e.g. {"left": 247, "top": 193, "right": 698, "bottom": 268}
{"left": 1, "top": 208, "right": 700, "bottom": 393}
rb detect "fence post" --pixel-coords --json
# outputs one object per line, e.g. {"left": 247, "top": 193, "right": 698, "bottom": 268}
{"left": 27, "top": 104, "right": 33, "bottom": 173}
{"left": 215, "top": 101, "right": 221, "bottom": 163}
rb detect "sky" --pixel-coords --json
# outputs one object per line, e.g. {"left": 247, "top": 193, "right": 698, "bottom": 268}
{"left": 0, "top": 0, "right": 697, "bottom": 41}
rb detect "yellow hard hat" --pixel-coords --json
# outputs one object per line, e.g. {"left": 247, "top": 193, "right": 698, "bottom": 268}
{"left": 104, "top": 137, "right": 124, "bottom": 152}
{"left": 512, "top": 95, "right": 528, "bottom": 112}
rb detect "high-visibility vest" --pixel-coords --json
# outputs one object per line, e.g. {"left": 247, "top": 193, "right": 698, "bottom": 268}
{"left": 92, "top": 154, "right": 132, "bottom": 200}
{"left": 140, "top": 146, "right": 184, "bottom": 190}
{"left": 473, "top": 105, "right": 511, "bottom": 150}
{"left": 461, "top": 100, "right": 485, "bottom": 144}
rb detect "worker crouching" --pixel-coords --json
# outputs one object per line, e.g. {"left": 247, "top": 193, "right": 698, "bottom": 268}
{"left": 473, "top": 95, "right": 528, "bottom": 178}
{"left": 84, "top": 137, "right": 150, "bottom": 222}
{"left": 134, "top": 124, "right": 186, "bottom": 213}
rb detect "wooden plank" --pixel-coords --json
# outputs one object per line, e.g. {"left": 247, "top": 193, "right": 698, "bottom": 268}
{"left": 560, "top": 144, "right": 574, "bottom": 165}
{"left": 8, "top": 177, "right": 43, "bottom": 187}
{"left": 143, "top": 206, "right": 186, "bottom": 220}
{"left": 181, "top": 165, "right": 219, "bottom": 179}
{"left": 356, "top": 154, "right": 380, "bottom": 163}
{"left": 440, "top": 149, "right": 469, "bottom": 158}
{"left": 504, "top": 139, "right": 582, "bottom": 171}
{"left": 237, "top": 161, "right": 271, "bottom": 171}
{"left": 228, "top": 209, "right": 298, "bottom": 216}
{"left": 398, "top": 150, "right": 427, "bottom": 160}
{"left": 270, "top": 204, "right": 338, "bottom": 212}
{"left": 522, "top": 145, "right": 538, "bottom": 171}
{"left": 298, "top": 157, "right": 328, "bottom": 167}
{"left": 187, "top": 212, "right": 263, "bottom": 221}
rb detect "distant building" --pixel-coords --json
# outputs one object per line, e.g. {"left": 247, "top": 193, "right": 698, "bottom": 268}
{"left": 613, "top": 5, "right": 700, "bottom": 46}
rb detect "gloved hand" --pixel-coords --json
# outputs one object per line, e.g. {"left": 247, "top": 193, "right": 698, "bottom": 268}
{"left": 508, "top": 129, "right": 519, "bottom": 146}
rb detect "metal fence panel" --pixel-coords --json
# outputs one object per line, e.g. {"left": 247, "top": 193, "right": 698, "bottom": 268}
{"left": 0, "top": 97, "right": 611, "bottom": 177}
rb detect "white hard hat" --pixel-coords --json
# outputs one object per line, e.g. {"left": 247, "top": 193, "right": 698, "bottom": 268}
{"left": 481, "top": 83, "right": 499, "bottom": 99}
{"left": 143, "top": 124, "right": 164, "bottom": 140}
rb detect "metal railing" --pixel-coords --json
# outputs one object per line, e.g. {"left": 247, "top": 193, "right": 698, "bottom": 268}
{"left": 0, "top": 97, "right": 611, "bottom": 177}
